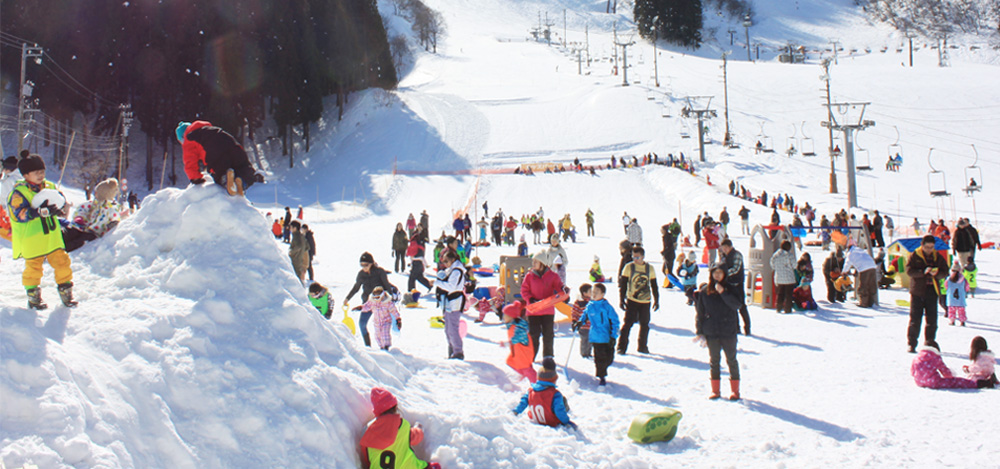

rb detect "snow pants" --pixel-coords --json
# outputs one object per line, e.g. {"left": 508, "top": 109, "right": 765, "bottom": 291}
{"left": 528, "top": 314, "right": 555, "bottom": 359}
{"left": 856, "top": 269, "right": 877, "bottom": 307}
{"left": 707, "top": 336, "right": 740, "bottom": 380}
{"left": 592, "top": 342, "right": 615, "bottom": 378}
{"left": 444, "top": 308, "right": 464, "bottom": 357}
{"left": 359, "top": 311, "right": 373, "bottom": 347}
{"left": 775, "top": 283, "right": 795, "bottom": 314}
{"left": 394, "top": 249, "right": 406, "bottom": 273}
{"left": 22, "top": 249, "right": 72, "bottom": 288}
{"left": 908, "top": 294, "right": 939, "bottom": 349}
{"left": 618, "top": 300, "right": 651, "bottom": 353}
{"left": 915, "top": 374, "right": 977, "bottom": 389}
{"left": 578, "top": 329, "right": 592, "bottom": 358}
{"left": 947, "top": 306, "right": 967, "bottom": 324}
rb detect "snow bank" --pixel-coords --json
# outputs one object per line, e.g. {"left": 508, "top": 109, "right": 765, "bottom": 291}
{"left": 0, "top": 186, "right": 411, "bottom": 467}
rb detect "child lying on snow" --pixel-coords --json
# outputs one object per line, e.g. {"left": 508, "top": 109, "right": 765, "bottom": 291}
{"left": 359, "top": 387, "right": 441, "bottom": 469}
{"left": 512, "top": 358, "right": 577, "bottom": 429}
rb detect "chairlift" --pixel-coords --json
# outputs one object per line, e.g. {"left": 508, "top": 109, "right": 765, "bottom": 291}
{"left": 785, "top": 124, "right": 799, "bottom": 157}
{"left": 680, "top": 120, "right": 691, "bottom": 139}
{"left": 855, "top": 135, "right": 872, "bottom": 171}
{"left": 754, "top": 123, "right": 774, "bottom": 153}
{"left": 887, "top": 125, "right": 904, "bottom": 169}
{"left": 964, "top": 144, "right": 983, "bottom": 195}
{"left": 927, "top": 148, "right": 950, "bottom": 197}
{"left": 800, "top": 121, "right": 817, "bottom": 156}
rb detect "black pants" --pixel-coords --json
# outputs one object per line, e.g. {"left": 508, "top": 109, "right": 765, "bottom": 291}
{"left": 728, "top": 281, "right": 750, "bottom": 333}
{"left": 408, "top": 266, "right": 432, "bottom": 291}
{"left": 663, "top": 250, "right": 676, "bottom": 278}
{"left": 307, "top": 253, "right": 314, "bottom": 281}
{"left": 394, "top": 249, "right": 406, "bottom": 272}
{"left": 707, "top": 336, "right": 740, "bottom": 380}
{"left": 776, "top": 283, "right": 795, "bottom": 313}
{"left": 529, "top": 315, "right": 555, "bottom": 359}
{"left": 593, "top": 343, "right": 615, "bottom": 378}
{"left": 587, "top": 223, "right": 594, "bottom": 236}
{"left": 618, "top": 300, "right": 651, "bottom": 353}
{"left": 874, "top": 230, "right": 885, "bottom": 247}
{"left": 908, "top": 294, "right": 939, "bottom": 348}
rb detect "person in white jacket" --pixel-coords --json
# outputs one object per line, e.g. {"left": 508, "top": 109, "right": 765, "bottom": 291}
{"left": 769, "top": 240, "right": 797, "bottom": 314}
{"left": 841, "top": 246, "right": 878, "bottom": 307}
{"left": 0, "top": 156, "right": 21, "bottom": 240}
{"left": 435, "top": 249, "right": 468, "bottom": 360}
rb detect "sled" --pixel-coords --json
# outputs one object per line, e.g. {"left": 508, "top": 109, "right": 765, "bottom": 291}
{"left": 341, "top": 305, "right": 357, "bottom": 335}
{"left": 429, "top": 316, "right": 445, "bottom": 328}
{"left": 895, "top": 299, "right": 911, "bottom": 307}
{"left": 627, "top": 408, "right": 683, "bottom": 444}
{"left": 664, "top": 273, "right": 683, "bottom": 290}
{"left": 525, "top": 291, "right": 570, "bottom": 315}
{"left": 554, "top": 302, "right": 573, "bottom": 322}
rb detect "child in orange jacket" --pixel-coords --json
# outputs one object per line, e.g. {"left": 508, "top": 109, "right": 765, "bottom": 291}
{"left": 500, "top": 301, "right": 535, "bottom": 382}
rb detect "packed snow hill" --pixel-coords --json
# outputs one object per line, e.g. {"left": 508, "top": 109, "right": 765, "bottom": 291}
{"left": 3, "top": 0, "right": 1000, "bottom": 467}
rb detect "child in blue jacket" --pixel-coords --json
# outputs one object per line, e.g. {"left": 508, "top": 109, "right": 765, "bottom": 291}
{"left": 579, "top": 283, "right": 620, "bottom": 385}
{"left": 512, "top": 358, "right": 576, "bottom": 429}
{"left": 677, "top": 252, "right": 700, "bottom": 305}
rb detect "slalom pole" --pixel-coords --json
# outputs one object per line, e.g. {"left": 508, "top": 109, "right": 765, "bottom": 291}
{"left": 56, "top": 131, "right": 76, "bottom": 190}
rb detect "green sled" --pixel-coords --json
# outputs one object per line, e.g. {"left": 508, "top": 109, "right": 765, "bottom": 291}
{"left": 627, "top": 408, "right": 683, "bottom": 444}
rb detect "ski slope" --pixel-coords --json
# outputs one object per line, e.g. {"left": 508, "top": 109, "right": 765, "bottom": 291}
{"left": 2, "top": 0, "right": 999, "bottom": 467}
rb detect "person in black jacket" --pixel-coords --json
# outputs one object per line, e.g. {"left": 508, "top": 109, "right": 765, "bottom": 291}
{"left": 823, "top": 249, "right": 845, "bottom": 303}
{"left": 303, "top": 224, "right": 316, "bottom": 281}
{"left": 392, "top": 223, "right": 408, "bottom": 273}
{"left": 282, "top": 207, "right": 292, "bottom": 243}
{"left": 952, "top": 218, "right": 981, "bottom": 269}
{"left": 720, "top": 239, "right": 750, "bottom": 335}
{"left": 344, "top": 252, "right": 397, "bottom": 347}
{"left": 660, "top": 223, "right": 677, "bottom": 277}
{"left": 695, "top": 264, "right": 742, "bottom": 400}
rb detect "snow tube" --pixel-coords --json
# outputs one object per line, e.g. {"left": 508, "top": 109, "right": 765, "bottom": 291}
{"left": 628, "top": 408, "right": 683, "bottom": 444}
{"left": 982, "top": 242, "right": 995, "bottom": 249}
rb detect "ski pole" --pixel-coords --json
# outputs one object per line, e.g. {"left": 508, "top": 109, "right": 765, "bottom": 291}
{"left": 564, "top": 332, "right": 576, "bottom": 382}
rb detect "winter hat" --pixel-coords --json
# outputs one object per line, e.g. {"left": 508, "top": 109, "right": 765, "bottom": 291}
{"left": 2, "top": 156, "right": 17, "bottom": 171}
{"left": 502, "top": 300, "right": 524, "bottom": 319}
{"left": 370, "top": 387, "right": 398, "bottom": 416}
{"left": 360, "top": 252, "right": 375, "bottom": 264}
{"left": 175, "top": 122, "right": 191, "bottom": 143}
{"left": 550, "top": 233, "right": 560, "bottom": 244}
{"left": 687, "top": 251, "right": 698, "bottom": 262}
{"left": 593, "top": 255, "right": 600, "bottom": 262}
{"left": 951, "top": 260, "right": 962, "bottom": 272}
{"left": 532, "top": 251, "right": 551, "bottom": 267}
{"left": 519, "top": 235, "right": 526, "bottom": 243}
{"left": 17, "top": 154, "right": 45, "bottom": 175}
{"left": 94, "top": 178, "right": 120, "bottom": 202}
{"left": 537, "top": 357, "right": 558, "bottom": 382}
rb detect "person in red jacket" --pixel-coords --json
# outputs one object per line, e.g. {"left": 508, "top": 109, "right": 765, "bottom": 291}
{"left": 359, "top": 388, "right": 440, "bottom": 469}
{"left": 175, "top": 121, "right": 264, "bottom": 195}
{"left": 520, "top": 252, "right": 565, "bottom": 360}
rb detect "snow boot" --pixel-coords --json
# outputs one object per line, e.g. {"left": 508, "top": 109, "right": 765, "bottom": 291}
{"left": 729, "top": 380, "right": 741, "bottom": 401}
{"left": 26, "top": 287, "right": 47, "bottom": 310}
{"left": 224, "top": 169, "right": 237, "bottom": 196}
{"left": 709, "top": 379, "right": 721, "bottom": 400}
{"left": 235, "top": 176, "right": 244, "bottom": 197}
{"left": 58, "top": 282, "right": 78, "bottom": 307}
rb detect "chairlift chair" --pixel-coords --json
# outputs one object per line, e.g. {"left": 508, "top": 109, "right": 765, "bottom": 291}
{"left": 855, "top": 136, "right": 872, "bottom": 171}
{"left": 785, "top": 124, "right": 799, "bottom": 156}
{"left": 927, "top": 148, "right": 950, "bottom": 197}
{"left": 964, "top": 144, "right": 983, "bottom": 195}
{"left": 800, "top": 122, "right": 817, "bottom": 156}
{"left": 680, "top": 120, "right": 692, "bottom": 139}
{"left": 887, "top": 126, "right": 904, "bottom": 170}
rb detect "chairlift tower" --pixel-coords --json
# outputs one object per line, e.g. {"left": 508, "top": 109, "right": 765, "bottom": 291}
{"left": 821, "top": 102, "right": 875, "bottom": 208}
{"left": 615, "top": 34, "right": 636, "bottom": 87}
{"left": 682, "top": 96, "right": 717, "bottom": 162}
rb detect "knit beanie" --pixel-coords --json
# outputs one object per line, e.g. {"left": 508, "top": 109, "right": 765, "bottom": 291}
{"left": 94, "top": 178, "right": 120, "bottom": 202}
{"left": 537, "top": 357, "right": 558, "bottom": 382}
{"left": 360, "top": 252, "right": 375, "bottom": 264}
{"left": 17, "top": 154, "right": 45, "bottom": 175}
{"left": 370, "top": 387, "right": 398, "bottom": 416}
{"left": 2, "top": 156, "right": 17, "bottom": 171}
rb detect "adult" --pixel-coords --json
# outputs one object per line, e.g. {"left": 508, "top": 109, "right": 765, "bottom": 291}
{"left": 585, "top": 209, "right": 595, "bottom": 236}
{"left": 872, "top": 210, "right": 885, "bottom": 248}
{"left": 660, "top": 223, "right": 677, "bottom": 277}
{"left": 617, "top": 246, "right": 659, "bottom": 355}
{"left": 419, "top": 210, "right": 430, "bottom": 241}
{"left": 693, "top": 215, "right": 703, "bottom": 246}
{"left": 719, "top": 207, "right": 730, "bottom": 237}
{"left": 720, "top": 239, "right": 750, "bottom": 335}
{"left": 822, "top": 249, "right": 845, "bottom": 303}
{"left": 622, "top": 211, "right": 631, "bottom": 235}
{"left": 911, "top": 340, "right": 976, "bottom": 389}
{"left": 392, "top": 223, "right": 408, "bottom": 273}
{"left": 344, "top": 252, "right": 397, "bottom": 347}
{"left": 406, "top": 213, "right": 417, "bottom": 237}
{"left": 491, "top": 214, "right": 503, "bottom": 246}
{"left": 952, "top": 218, "right": 981, "bottom": 269}
{"left": 435, "top": 249, "right": 468, "bottom": 360}
{"left": 905, "top": 235, "right": 948, "bottom": 353}
{"left": 545, "top": 234, "right": 569, "bottom": 284}
{"left": 703, "top": 221, "right": 720, "bottom": 265}
{"left": 738, "top": 205, "right": 751, "bottom": 235}
{"left": 175, "top": 121, "right": 264, "bottom": 194}
{"left": 288, "top": 220, "right": 310, "bottom": 285}
{"left": 463, "top": 214, "right": 473, "bottom": 242}
{"left": 885, "top": 215, "right": 895, "bottom": 241}
{"left": 520, "top": 252, "right": 565, "bottom": 360}
{"left": 304, "top": 224, "right": 316, "bottom": 281}
{"left": 770, "top": 240, "right": 797, "bottom": 314}
{"left": 695, "top": 264, "right": 743, "bottom": 400}
{"left": 0, "top": 156, "right": 21, "bottom": 239}
{"left": 769, "top": 208, "right": 781, "bottom": 239}
{"left": 842, "top": 246, "right": 878, "bottom": 307}
{"left": 452, "top": 215, "right": 465, "bottom": 242}
{"left": 282, "top": 207, "right": 292, "bottom": 243}
{"left": 626, "top": 218, "right": 642, "bottom": 246}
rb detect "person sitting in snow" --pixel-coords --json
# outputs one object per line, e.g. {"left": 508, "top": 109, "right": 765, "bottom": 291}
{"left": 6, "top": 155, "right": 78, "bottom": 309}
{"left": 362, "top": 287, "right": 402, "bottom": 351}
{"left": 589, "top": 255, "right": 605, "bottom": 283}
{"left": 911, "top": 340, "right": 977, "bottom": 389}
{"left": 512, "top": 357, "right": 576, "bottom": 429}
{"left": 500, "top": 301, "right": 536, "bottom": 383}
{"left": 517, "top": 235, "right": 529, "bottom": 257}
{"left": 308, "top": 282, "right": 333, "bottom": 319}
{"left": 963, "top": 336, "right": 997, "bottom": 388}
{"left": 175, "top": 121, "right": 265, "bottom": 195}
{"left": 359, "top": 387, "right": 440, "bottom": 469}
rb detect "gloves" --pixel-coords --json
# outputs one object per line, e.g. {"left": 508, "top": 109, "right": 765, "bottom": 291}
{"left": 653, "top": 302, "right": 660, "bottom": 312}
{"left": 396, "top": 318, "right": 402, "bottom": 330}
{"left": 190, "top": 178, "right": 206, "bottom": 185}
{"left": 571, "top": 321, "right": 580, "bottom": 332}
{"left": 253, "top": 173, "right": 265, "bottom": 183}
{"left": 38, "top": 207, "right": 50, "bottom": 217}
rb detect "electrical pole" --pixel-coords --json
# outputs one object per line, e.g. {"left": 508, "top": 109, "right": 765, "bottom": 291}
{"left": 17, "top": 43, "right": 44, "bottom": 154}
{"left": 544, "top": 13, "right": 555, "bottom": 46}
{"left": 576, "top": 48, "right": 583, "bottom": 75}
{"left": 743, "top": 14, "right": 753, "bottom": 61}
{"left": 682, "top": 97, "right": 717, "bottom": 162}
{"left": 615, "top": 35, "right": 635, "bottom": 86}
{"left": 829, "top": 39, "right": 840, "bottom": 65}
{"left": 612, "top": 22, "right": 619, "bottom": 75}
{"left": 907, "top": 33, "right": 915, "bottom": 67}
{"left": 721, "top": 53, "right": 731, "bottom": 146}
{"left": 820, "top": 58, "right": 837, "bottom": 194}
{"left": 653, "top": 25, "right": 660, "bottom": 87}
{"left": 727, "top": 28, "right": 737, "bottom": 46}
{"left": 117, "top": 104, "right": 134, "bottom": 184}
{"left": 563, "top": 9, "right": 567, "bottom": 48}
{"left": 585, "top": 23, "right": 590, "bottom": 65}
{"left": 821, "top": 102, "right": 875, "bottom": 208}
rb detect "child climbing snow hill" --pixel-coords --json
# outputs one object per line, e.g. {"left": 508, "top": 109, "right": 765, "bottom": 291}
{"left": 512, "top": 358, "right": 577, "bottom": 429}
{"left": 308, "top": 282, "right": 334, "bottom": 319}
{"left": 359, "top": 387, "right": 440, "bottom": 469}
{"left": 362, "top": 287, "right": 402, "bottom": 350}
{"left": 578, "top": 283, "right": 620, "bottom": 385}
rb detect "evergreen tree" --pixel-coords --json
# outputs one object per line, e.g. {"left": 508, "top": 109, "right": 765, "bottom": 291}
{"left": 633, "top": 0, "right": 703, "bottom": 48}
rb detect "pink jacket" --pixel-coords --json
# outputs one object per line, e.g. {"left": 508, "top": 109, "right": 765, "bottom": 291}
{"left": 520, "top": 267, "right": 564, "bottom": 316}
{"left": 965, "top": 351, "right": 996, "bottom": 381}
{"left": 911, "top": 347, "right": 977, "bottom": 389}
{"left": 362, "top": 298, "right": 400, "bottom": 328}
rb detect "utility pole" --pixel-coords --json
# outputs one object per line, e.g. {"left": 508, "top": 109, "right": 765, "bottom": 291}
{"left": 653, "top": 23, "right": 660, "bottom": 87}
{"left": 937, "top": 34, "right": 949, "bottom": 67}
{"left": 117, "top": 104, "right": 134, "bottom": 184}
{"left": 743, "top": 14, "right": 753, "bottom": 61}
{"left": 17, "top": 43, "right": 44, "bottom": 154}
{"left": 576, "top": 48, "right": 583, "bottom": 75}
{"left": 615, "top": 35, "right": 635, "bottom": 86}
{"left": 585, "top": 23, "right": 590, "bottom": 64}
{"left": 721, "top": 53, "right": 731, "bottom": 147}
{"left": 727, "top": 28, "right": 737, "bottom": 46}
{"left": 543, "top": 12, "right": 555, "bottom": 46}
{"left": 829, "top": 39, "right": 841, "bottom": 65}
{"left": 907, "top": 32, "right": 915, "bottom": 67}
{"left": 821, "top": 102, "right": 875, "bottom": 208}
{"left": 612, "top": 22, "right": 619, "bottom": 75}
{"left": 563, "top": 9, "right": 567, "bottom": 48}
{"left": 820, "top": 58, "right": 837, "bottom": 193}
{"left": 682, "top": 96, "right": 717, "bottom": 162}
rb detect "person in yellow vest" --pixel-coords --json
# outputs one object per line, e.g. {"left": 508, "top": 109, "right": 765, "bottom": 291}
{"left": 6, "top": 155, "right": 77, "bottom": 309}
{"left": 359, "top": 387, "right": 440, "bottom": 469}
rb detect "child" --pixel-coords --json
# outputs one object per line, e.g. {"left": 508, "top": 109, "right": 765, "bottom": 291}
{"left": 946, "top": 261, "right": 969, "bottom": 326}
{"left": 911, "top": 340, "right": 976, "bottom": 389}
{"left": 500, "top": 301, "right": 536, "bottom": 383}
{"left": 963, "top": 259, "right": 977, "bottom": 298}
{"left": 308, "top": 282, "right": 334, "bottom": 319}
{"left": 963, "top": 336, "right": 998, "bottom": 388}
{"left": 362, "top": 287, "right": 402, "bottom": 350}
{"left": 571, "top": 284, "right": 593, "bottom": 358}
{"left": 512, "top": 358, "right": 576, "bottom": 429}
{"left": 589, "top": 256, "right": 605, "bottom": 282}
{"left": 6, "top": 155, "right": 78, "bottom": 309}
{"left": 677, "top": 252, "right": 699, "bottom": 306}
{"left": 579, "top": 283, "right": 620, "bottom": 385}
{"left": 517, "top": 235, "right": 529, "bottom": 256}
{"left": 359, "top": 387, "right": 440, "bottom": 469}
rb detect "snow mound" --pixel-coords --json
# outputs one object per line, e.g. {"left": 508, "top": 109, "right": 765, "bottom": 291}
{"left": 0, "top": 185, "right": 405, "bottom": 467}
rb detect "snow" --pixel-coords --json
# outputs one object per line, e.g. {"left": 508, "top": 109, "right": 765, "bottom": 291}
{"left": 3, "top": 0, "right": 1000, "bottom": 467}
